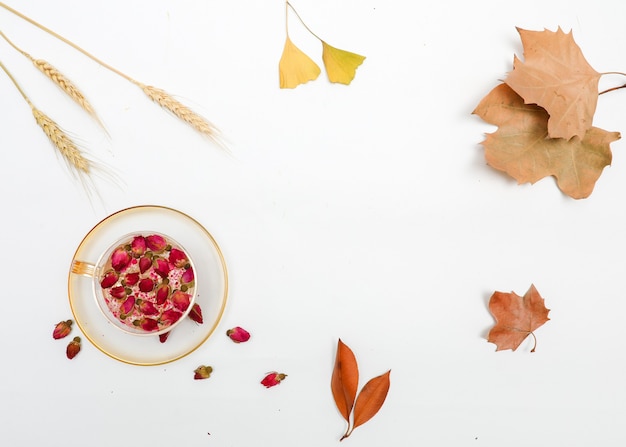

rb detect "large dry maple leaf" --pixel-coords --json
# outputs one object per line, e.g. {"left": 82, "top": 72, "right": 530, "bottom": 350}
{"left": 505, "top": 27, "right": 601, "bottom": 140}
{"left": 473, "top": 83, "right": 620, "bottom": 199}
{"left": 487, "top": 284, "right": 550, "bottom": 352}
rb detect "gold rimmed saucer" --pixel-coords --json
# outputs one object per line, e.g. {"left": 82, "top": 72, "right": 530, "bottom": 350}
{"left": 68, "top": 205, "right": 228, "bottom": 366}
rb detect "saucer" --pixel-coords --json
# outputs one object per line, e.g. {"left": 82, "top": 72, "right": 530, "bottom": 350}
{"left": 68, "top": 205, "right": 228, "bottom": 365}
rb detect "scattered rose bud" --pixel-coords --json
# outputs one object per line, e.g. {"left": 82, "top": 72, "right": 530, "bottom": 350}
{"left": 111, "top": 247, "right": 131, "bottom": 272}
{"left": 100, "top": 270, "right": 118, "bottom": 289}
{"left": 138, "top": 256, "right": 152, "bottom": 274}
{"left": 169, "top": 248, "right": 188, "bottom": 268}
{"left": 171, "top": 290, "right": 191, "bottom": 312}
{"left": 146, "top": 234, "right": 167, "bottom": 252}
{"left": 66, "top": 336, "right": 81, "bottom": 359}
{"left": 194, "top": 365, "right": 213, "bottom": 380}
{"left": 159, "top": 331, "right": 171, "bottom": 343}
{"left": 261, "top": 372, "right": 287, "bottom": 388}
{"left": 227, "top": 326, "right": 250, "bottom": 343}
{"left": 130, "top": 236, "right": 147, "bottom": 257}
{"left": 52, "top": 320, "right": 73, "bottom": 339}
{"left": 188, "top": 303, "right": 203, "bottom": 324}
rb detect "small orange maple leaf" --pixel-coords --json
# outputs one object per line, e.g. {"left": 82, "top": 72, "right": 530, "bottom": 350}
{"left": 487, "top": 284, "right": 550, "bottom": 352}
{"left": 505, "top": 27, "right": 601, "bottom": 140}
{"left": 473, "top": 83, "right": 620, "bottom": 199}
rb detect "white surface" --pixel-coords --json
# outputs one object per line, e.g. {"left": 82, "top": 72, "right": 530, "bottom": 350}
{"left": 1, "top": 1, "right": 626, "bottom": 445}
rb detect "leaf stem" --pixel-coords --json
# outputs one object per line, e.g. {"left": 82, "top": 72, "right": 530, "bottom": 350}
{"left": 286, "top": 1, "right": 323, "bottom": 42}
{"left": 340, "top": 425, "right": 353, "bottom": 441}
{"left": 0, "top": 2, "right": 138, "bottom": 85}
{"left": 529, "top": 331, "right": 537, "bottom": 353}
{"left": 598, "top": 72, "right": 626, "bottom": 95}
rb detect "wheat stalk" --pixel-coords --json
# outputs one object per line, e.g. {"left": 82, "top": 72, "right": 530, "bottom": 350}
{"left": 0, "top": 2, "right": 223, "bottom": 147}
{"left": 138, "top": 83, "right": 220, "bottom": 139}
{"left": 0, "top": 30, "right": 105, "bottom": 131}
{"left": 0, "top": 60, "right": 96, "bottom": 188}
{"left": 31, "top": 107, "right": 91, "bottom": 175}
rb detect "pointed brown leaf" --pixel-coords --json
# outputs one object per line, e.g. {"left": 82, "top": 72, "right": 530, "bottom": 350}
{"left": 352, "top": 370, "right": 391, "bottom": 430}
{"left": 331, "top": 339, "right": 359, "bottom": 423}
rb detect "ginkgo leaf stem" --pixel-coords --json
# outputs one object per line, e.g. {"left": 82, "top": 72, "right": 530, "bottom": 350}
{"left": 286, "top": 1, "right": 323, "bottom": 42}
{"left": 0, "top": 2, "right": 137, "bottom": 85}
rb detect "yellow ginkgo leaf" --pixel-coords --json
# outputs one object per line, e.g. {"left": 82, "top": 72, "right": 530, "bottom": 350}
{"left": 321, "top": 41, "right": 366, "bottom": 85}
{"left": 279, "top": 37, "right": 321, "bottom": 89}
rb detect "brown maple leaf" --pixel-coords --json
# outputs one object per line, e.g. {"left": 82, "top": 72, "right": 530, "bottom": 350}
{"left": 505, "top": 27, "right": 601, "bottom": 140}
{"left": 487, "top": 284, "right": 550, "bottom": 352}
{"left": 473, "top": 83, "right": 620, "bottom": 199}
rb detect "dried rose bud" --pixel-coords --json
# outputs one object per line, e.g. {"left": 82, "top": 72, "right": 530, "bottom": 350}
{"left": 109, "top": 285, "right": 127, "bottom": 299}
{"left": 133, "top": 317, "right": 158, "bottom": 332}
{"left": 138, "top": 299, "right": 158, "bottom": 316}
{"left": 226, "top": 326, "right": 250, "bottom": 343}
{"left": 160, "top": 308, "right": 182, "bottom": 326}
{"left": 66, "top": 336, "right": 81, "bottom": 359}
{"left": 130, "top": 236, "right": 147, "bottom": 257}
{"left": 155, "top": 284, "right": 171, "bottom": 305}
{"left": 100, "top": 270, "right": 118, "bottom": 289}
{"left": 138, "top": 256, "right": 152, "bottom": 274}
{"left": 171, "top": 291, "right": 191, "bottom": 312}
{"left": 138, "top": 278, "right": 155, "bottom": 293}
{"left": 123, "top": 272, "right": 140, "bottom": 286}
{"left": 53, "top": 320, "right": 73, "bottom": 339}
{"left": 146, "top": 234, "right": 167, "bottom": 252}
{"left": 194, "top": 365, "right": 213, "bottom": 380}
{"left": 120, "top": 296, "right": 135, "bottom": 315}
{"left": 159, "top": 331, "right": 171, "bottom": 343}
{"left": 261, "top": 372, "right": 287, "bottom": 388}
{"left": 169, "top": 248, "right": 188, "bottom": 268}
{"left": 188, "top": 303, "right": 203, "bottom": 324}
{"left": 181, "top": 267, "right": 194, "bottom": 285}
{"left": 154, "top": 259, "right": 171, "bottom": 278}
{"left": 111, "top": 247, "right": 131, "bottom": 272}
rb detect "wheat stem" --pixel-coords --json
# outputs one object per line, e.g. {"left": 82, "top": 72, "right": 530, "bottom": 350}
{"left": 0, "top": 2, "right": 135, "bottom": 83}
{"left": 0, "top": 2, "right": 222, "bottom": 144}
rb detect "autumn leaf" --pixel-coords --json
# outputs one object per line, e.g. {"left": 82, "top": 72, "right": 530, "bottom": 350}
{"left": 473, "top": 83, "right": 620, "bottom": 199}
{"left": 351, "top": 370, "right": 391, "bottom": 432}
{"left": 279, "top": 36, "right": 320, "bottom": 89}
{"left": 505, "top": 27, "right": 601, "bottom": 140}
{"left": 331, "top": 339, "right": 359, "bottom": 425}
{"left": 487, "top": 284, "right": 550, "bottom": 352}
{"left": 321, "top": 41, "right": 366, "bottom": 85}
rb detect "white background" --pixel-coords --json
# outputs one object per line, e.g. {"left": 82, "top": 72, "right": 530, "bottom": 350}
{"left": 1, "top": 1, "right": 626, "bottom": 445}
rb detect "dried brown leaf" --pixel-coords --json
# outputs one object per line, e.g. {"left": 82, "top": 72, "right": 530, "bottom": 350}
{"left": 505, "top": 27, "right": 601, "bottom": 140}
{"left": 352, "top": 370, "right": 391, "bottom": 431}
{"left": 331, "top": 339, "right": 359, "bottom": 424}
{"left": 487, "top": 284, "right": 550, "bottom": 352}
{"left": 473, "top": 83, "right": 620, "bottom": 199}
